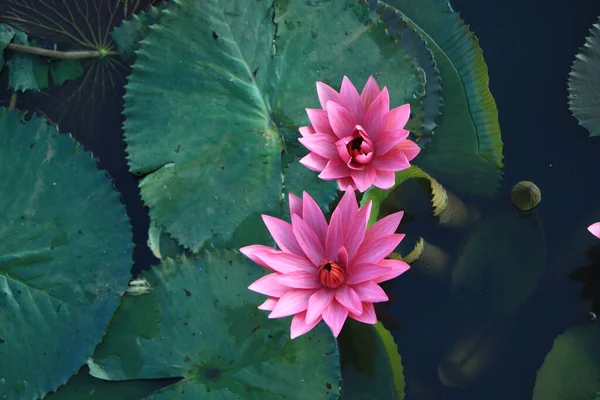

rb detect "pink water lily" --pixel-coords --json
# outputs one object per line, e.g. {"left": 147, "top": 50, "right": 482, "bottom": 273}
{"left": 298, "top": 76, "right": 420, "bottom": 192}
{"left": 588, "top": 222, "right": 600, "bottom": 238}
{"left": 240, "top": 189, "right": 410, "bottom": 339}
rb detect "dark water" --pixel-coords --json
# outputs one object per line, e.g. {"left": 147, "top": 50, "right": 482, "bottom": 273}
{"left": 2, "top": 0, "right": 600, "bottom": 399}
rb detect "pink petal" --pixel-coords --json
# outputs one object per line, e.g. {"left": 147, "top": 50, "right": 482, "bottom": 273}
{"left": 261, "top": 216, "right": 304, "bottom": 256}
{"left": 364, "top": 211, "right": 404, "bottom": 244}
{"left": 353, "top": 233, "right": 405, "bottom": 265}
{"left": 346, "top": 263, "right": 396, "bottom": 285}
{"left": 349, "top": 302, "right": 377, "bottom": 324}
{"left": 298, "top": 133, "right": 338, "bottom": 159}
{"left": 258, "top": 297, "right": 278, "bottom": 311}
{"left": 331, "top": 188, "right": 359, "bottom": 230}
{"left": 291, "top": 310, "right": 322, "bottom": 339}
{"left": 325, "top": 211, "right": 344, "bottom": 260}
{"left": 336, "top": 177, "right": 356, "bottom": 191}
{"left": 306, "top": 287, "right": 335, "bottom": 325}
{"left": 334, "top": 285, "right": 363, "bottom": 315}
{"left": 306, "top": 109, "right": 334, "bottom": 134}
{"left": 322, "top": 299, "right": 349, "bottom": 337}
{"left": 396, "top": 139, "right": 421, "bottom": 162}
{"left": 326, "top": 101, "right": 357, "bottom": 139}
{"left": 351, "top": 165, "right": 377, "bottom": 192}
{"left": 344, "top": 203, "right": 369, "bottom": 262}
{"left": 240, "top": 244, "right": 277, "bottom": 270}
{"left": 269, "top": 289, "right": 313, "bottom": 318}
{"left": 360, "top": 76, "right": 381, "bottom": 110}
{"left": 373, "top": 258, "right": 410, "bottom": 284}
{"left": 372, "top": 149, "right": 410, "bottom": 172}
{"left": 372, "top": 170, "right": 396, "bottom": 189}
{"left": 363, "top": 87, "right": 390, "bottom": 139}
{"left": 337, "top": 246, "right": 349, "bottom": 269}
{"left": 291, "top": 214, "right": 326, "bottom": 267}
{"left": 316, "top": 81, "right": 341, "bottom": 110}
{"left": 299, "top": 152, "right": 328, "bottom": 172}
{"left": 319, "top": 158, "right": 350, "bottom": 180}
{"left": 353, "top": 281, "right": 389, "bottom": 303}
{"left": 384, "top": 103, "right": 411, "bottom": 131}
{"left": 298, "top": 125, "right": 315, "bottom": 137}
{"left": 375, "top": 129, "right": 410, "bottom": 156}
{"left": 301, "top": 191, "right": 328, "bottom": 245}
{"left": 340, "top": 76, "right": 364, "bottom": 122}
{"left": 248, "top": 273, "right": 291, "bottom": 297}
{"left": 249, "top": 249, "right": 314, "bottom": 273}
{"left": 589, "top": 222, "right": 600, "bottom": 239}
{"left": 289, "top": 193, "right": 302, "bottom": 218}
{"left": 275, "top": 270, "right": 321, "bottom": 289}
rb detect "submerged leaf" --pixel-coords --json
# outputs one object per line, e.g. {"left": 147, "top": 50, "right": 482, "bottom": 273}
{"left": 532, "top": 325, "right": 600, "bottom": 400}
{"left": 124, "top": 0, "right": 424, "bottom": 252}
{"left": 568, "top": 17, "right": 600, "bottom": 137}
{"left": 88, "top": 251, "right": 341, "bottom": 399}
{"left": 0, "top": 108, "right": 133, "bottom": 400}
{"left": 50, "top": 59, "right": 83, "bottom": 86}
{"left": 0, "top": 23, "right": 16, "bottom": 69}
{"left": 7, "top": 29, "right": 49, "bottom": 91}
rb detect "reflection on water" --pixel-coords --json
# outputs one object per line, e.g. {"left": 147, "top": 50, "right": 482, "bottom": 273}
{"left": 2, "top": 0, "right": 600, "bottom": 399}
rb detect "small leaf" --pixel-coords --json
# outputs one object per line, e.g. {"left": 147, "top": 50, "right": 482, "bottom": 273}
{"left": 50, "top": 59, "right": 83, "bottom": 86}
{"left": 88, "top": 251, "right": 341, "bottom": 399}
{"left": 7, "top": 29, "right": 50, "bottom": 91}
{"left": 0, "top": 23, "right": 16, "bottom": 69}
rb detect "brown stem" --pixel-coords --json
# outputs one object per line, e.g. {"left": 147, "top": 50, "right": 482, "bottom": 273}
{"left": 6, "top": 43, "right": 118, "bottom": 60}
{"left": 8, "top": 92, "right": 18, "bottom": 111}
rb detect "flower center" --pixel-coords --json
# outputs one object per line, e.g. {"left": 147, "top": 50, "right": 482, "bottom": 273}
{"left": 347, "top": 135, "right": 366, "bottom": 158}
{"left": 318, "top": 260, "right": 345, "bottom": 289}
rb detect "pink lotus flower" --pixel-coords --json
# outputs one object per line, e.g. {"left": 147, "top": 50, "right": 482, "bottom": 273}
{"left": 240, "top": 189, "right": 409, "bottom": 339}
{"left": 588, "top": 222, "right": 600, "bottom": 238}
{"left": 298, "top": 76, "right": 420, "bottom": 192}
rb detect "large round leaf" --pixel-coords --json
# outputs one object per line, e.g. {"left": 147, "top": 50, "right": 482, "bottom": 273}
{"left": 124, "top": 0, "right": 424, "bottom": 252}
{"left": 87, "top": 251, "right": 341, "bottom": 399}
{"left": 367, "top": 0, "right": 504, "bottom": 196}
{"left": 0, "top": 108, "right": 133, "bottom": 400}
{"left": 532, "top": 325, "right": 600, "bottom": 400}
{"left": 568, "top": 17, "right": 600, "bottom": 137}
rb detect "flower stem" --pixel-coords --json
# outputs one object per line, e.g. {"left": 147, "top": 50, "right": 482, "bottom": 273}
{"left": 8, "top": 92, "right": 17, "bottom": 111}
{"left": 6, "top": 43, "right": 118, "bottom": 60}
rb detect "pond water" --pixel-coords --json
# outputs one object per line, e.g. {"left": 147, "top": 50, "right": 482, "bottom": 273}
{"left": 1, "top": 0, "right": 600, "bottom": 399}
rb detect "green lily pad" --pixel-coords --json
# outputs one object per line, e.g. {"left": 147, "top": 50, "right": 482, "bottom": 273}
{"left": 532, "top": 325, "right": 600, "bottom": 400}
{"left": 339, "top": 320, "right": 405, "bottom": 399}
{"left": 0, "top": 108, "right": 133, "bottom": 400}
{"left": 147, "top": 218, "right": 188, "bottom": 261}
{"left": 6, "top": 29, "right": 49, "bottom": 91}
{"left": 87, "top": 250, "right": 341, "bottom": 399}
{"left": 111, "top": 3, "right": 168, "bottom": 64}
{"left": 50, "top": 59, "right": 83, "bottom": 86}
{"left": 0, "top": 23, "right": 16, "bottom": 69}
{"left": 568, "top": 17, "right": 600, "bottom": 137}
{"left": 451, "top": 209, "right": 545, "bottom": 315}
{"left": 367, "top": 0, "right": 503, "bottom": 196}
{"left": 45, "top": 367, "right": 174, "bottom": 400}
{"left": 124, "top": 0, "right": 424, "bottom": 252}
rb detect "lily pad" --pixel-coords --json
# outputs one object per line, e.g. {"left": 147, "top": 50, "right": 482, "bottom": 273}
{"left": 568, "top": 17, "right": 600, "bottom": 137}
{"left": 451, "top": 209, "right": 545, "bottom": 315}
{"left": 0, "top": 108, "right": 133, "bottom": 400}
{"left": 6, "top": 29, "right": 49, "bottom": 91}
{"left": 124, "top": 0, "right": 424, "bottom": 252}
{"left": 87, "top": 250, "right": 341, "bottom": 399}
{"left": 367, "top": 0, "right": 503, "bottom": 196}
{"left": 45, "top": 367, "right": 174, "bottom": 400}
{"left": 339, "top": 320, "right": 405, "bottom": 399}
{"left": 0, "top": 23, "right": 16, "bottom": 69}
{"left": 532, "top": 325, "right": 600, "bottom": 400}
{"left": 49, "top": 59, "right": 83, "bottom": 86}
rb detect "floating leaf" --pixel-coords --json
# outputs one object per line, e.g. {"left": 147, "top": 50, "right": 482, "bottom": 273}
{"left": 147, "top": 218, "right": 187, "bottom": 261}
{"left": 568, "top": 17, "right": 600, "bottom": 137}
{"left": 0, "top": 108, "right": 133, "bottom": 400}
{"left": 111, "top": 3, "right": 168, "bottom": 64}
{"left": 124, "top": 0, "right": 424, "bottom": 252}
{"left": 45, "top": 367, "right": 174, "bottom": 400}
{"left": 6, "top": 29, "right": 49, "bottom": 91}
{"left": 366, "top": 0, "right": 503, "bottom": 196}
{"left": 532, "top": 325, "right": 600, "bottom": 400}
{"left": 451, "top": 209, "right": 545, "bottom": 315}
{"left": 0, "top": 23, "right": 16, "bottom": 69}
{"left": 49, "top": 59, "right": 83, "bottom": 86}
{"left": 340, "top": 320, "right": 405, "bottom": 399}
{"left": 88, "top": 251, "right": 341, "bottom": 399}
